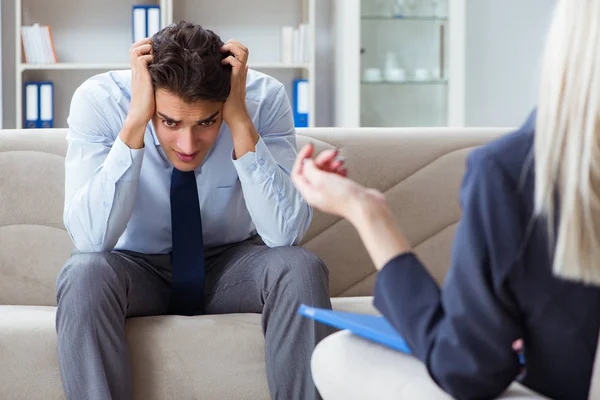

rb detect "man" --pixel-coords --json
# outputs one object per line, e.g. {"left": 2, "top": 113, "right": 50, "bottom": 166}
{"left": 56, "top": 21, "right": 335, "bottom": 400}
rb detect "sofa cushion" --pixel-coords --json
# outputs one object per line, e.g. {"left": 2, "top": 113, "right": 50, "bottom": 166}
{"left": 0, "top": 297, "right": 374, "bottom": 400}
{"left": 0, "top": 305, "right": 269, "bottom": 400}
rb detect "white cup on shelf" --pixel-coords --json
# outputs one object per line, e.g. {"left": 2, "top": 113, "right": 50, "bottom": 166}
{"left": 414, "top": 68, "right": 430, "bottom": 81}
{"left": 385, "top": 68, "right": 406, "bottom": 82}
{"left": 363, "top": 68, "right": 383, "bottom": 82}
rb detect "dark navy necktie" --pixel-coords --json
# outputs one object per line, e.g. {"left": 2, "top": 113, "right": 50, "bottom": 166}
{"left": 169, "top": 168, "right": 206, "bottom": 316}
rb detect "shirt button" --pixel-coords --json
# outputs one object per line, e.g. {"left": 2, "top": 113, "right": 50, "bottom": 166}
{"left": 103, "top": 201, "right": 110, "bottom": 208}
{"left": 248, "top": 164, "right": 257, "bottom": 172}
{"left": 120, "top": 159, "right": 128, "bottom": 166}
{"left": 258, "top": 159, "right": 265, "bottom": 166}
{"left": 278, "top": 192, "right": 285, "bottom": 199}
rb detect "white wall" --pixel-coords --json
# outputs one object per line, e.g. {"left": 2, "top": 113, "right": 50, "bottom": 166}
{"left": 465, "top": 0, "right": 556, "bottom": 127}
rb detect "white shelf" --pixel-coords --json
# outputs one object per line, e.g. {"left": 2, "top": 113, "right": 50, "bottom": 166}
{"left": 15, "top": 0, "right": 317, "bottom": 128}
{"left": 19, "top": 62, "right": 309, "bottom": 72}
{"left": 20, "top": 63, "right": 130, "bottom": 71}
{"left": 250, "top": 63, "right": 310, "bottom": 70}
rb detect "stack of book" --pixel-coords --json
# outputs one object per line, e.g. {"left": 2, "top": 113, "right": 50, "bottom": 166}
{"left": 21, "top": 23, "right": 58, "bottom": 64}
{"left": 280, "top": 23, "right": 311, "bottom": 65}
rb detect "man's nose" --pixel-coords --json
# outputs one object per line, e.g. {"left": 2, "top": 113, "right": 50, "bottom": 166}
{"left": 177, "top": 130, "right": 196, "bottom": 154}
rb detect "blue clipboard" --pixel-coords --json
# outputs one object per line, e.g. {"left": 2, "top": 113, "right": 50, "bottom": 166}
{"left": 298, "top": 304, "right": 412, "bottom": 354}
{"left": 298, "top": 304, "right": 526, "bottom": 366}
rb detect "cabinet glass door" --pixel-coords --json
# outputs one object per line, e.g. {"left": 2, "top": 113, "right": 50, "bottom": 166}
{"left": 360, "top": 0, "right": 449, "bottom": 127}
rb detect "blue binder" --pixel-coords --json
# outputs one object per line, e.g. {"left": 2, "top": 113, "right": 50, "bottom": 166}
{"left": 132, "top": 5, "right": 161, "bottom": 43}
{"left": 298, "top": 304, "right": 527, "bottom": 366}
{"left": 24, "top": 81, "right": 54, "bottom": 128}
{"left": 24, "top": 82, "right": 39, "bottom": 128}
{"left": 298, "top": 304, "right": 412, "bottom": 353}
{"left": 39, "top": 82, "right": 54, "bottom": 128}
{"left": 293, "top": 79, "right": 309, "bottom": 128}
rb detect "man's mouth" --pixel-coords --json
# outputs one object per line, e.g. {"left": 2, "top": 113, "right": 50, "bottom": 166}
{"left": 174, "top": 151, "right": 199, "bottom": 162}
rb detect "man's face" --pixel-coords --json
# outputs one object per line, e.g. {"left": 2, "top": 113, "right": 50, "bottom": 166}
{"left": 152, "top": 89, "right": 225, "bottom": 172}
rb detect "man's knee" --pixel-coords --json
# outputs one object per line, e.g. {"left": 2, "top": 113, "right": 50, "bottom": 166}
{"left": 266, "top": 246, "right": 330, "bottom": 302}
{"left": 56, "top": 252, "right": 124, "bottom": 305}
{"left": 272, "top": 246, "right": 328, "bottom": 281}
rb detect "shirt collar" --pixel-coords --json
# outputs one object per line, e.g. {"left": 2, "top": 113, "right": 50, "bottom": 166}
{"left": 149, "top": 120, "right": 161, "bottom": 146}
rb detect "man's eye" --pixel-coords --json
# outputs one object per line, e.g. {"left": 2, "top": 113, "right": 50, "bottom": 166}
{"left": 162, "top": 120, "right": 177, "bottom": 128}
{"left": 200, "top": 120, "right": 215, "bottom": 127}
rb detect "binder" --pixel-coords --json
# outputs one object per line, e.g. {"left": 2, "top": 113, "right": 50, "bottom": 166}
{"left": 293, "top": 79, "right": 309, "bottom": 128}
{"left": 39, "top": 82, "right": 54, "bottom": 128}
{"left": 24, "top": 82, "right": 39, "bottom": 128}
{"left": 298, "top": 305, "right": 527, "bottom": 366}
{"left": 147, "top": 6, "right": 161, "bottom": 38}
{"left": 132, "top": 5, "right": 161, "bottom": 43}
{"left": 298, "top": 305, "right": 412, "bottom": 354}
{"left": 24, "top": 81, "right": 53, "bottom": 128}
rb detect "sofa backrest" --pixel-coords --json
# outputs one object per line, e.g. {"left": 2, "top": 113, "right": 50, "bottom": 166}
{"left": 0, "top": 127, "right": 507, "bottom": 306}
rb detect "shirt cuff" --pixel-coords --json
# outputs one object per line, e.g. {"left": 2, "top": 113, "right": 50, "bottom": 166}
{"left": 231, "top": 136, "right": 273, "bottom": 184}
{"left": 103, "top": 136, "right": 144, "bottom": 182}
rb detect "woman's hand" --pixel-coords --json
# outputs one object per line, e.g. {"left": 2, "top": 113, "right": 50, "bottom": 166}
{"left": 291, "top": 144, "right": 361, "bottom": 219}
{"left": 292, "top": 144, "right": 412, "bottom": 269}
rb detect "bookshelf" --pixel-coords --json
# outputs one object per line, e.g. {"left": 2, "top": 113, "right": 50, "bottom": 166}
{"left": 15, "top": 0, "right": 317, "bottom": 129}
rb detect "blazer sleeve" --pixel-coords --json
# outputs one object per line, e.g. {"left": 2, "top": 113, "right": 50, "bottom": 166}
{"left": 373, "top": 149, "right": 525, "bottom": 400}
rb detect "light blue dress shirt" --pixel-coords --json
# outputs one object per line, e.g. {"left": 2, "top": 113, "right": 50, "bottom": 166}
{"left": 63, "top": 69, "right": 312, "bottom": 254}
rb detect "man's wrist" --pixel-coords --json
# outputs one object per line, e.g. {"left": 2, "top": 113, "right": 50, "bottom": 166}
{"left": 227, "top": 113, "right": 254, "bottom": 135}
{"left": 120, "top": 117, "right": 148, "bottom": 150}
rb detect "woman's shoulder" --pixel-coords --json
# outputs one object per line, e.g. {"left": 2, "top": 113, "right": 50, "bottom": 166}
{"left": 468, "top": 115, "right": 536, "bottom": 189}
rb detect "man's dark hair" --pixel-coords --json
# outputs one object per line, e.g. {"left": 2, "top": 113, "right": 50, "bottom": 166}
{"left": 149, "top": 21, "right": 231, "bottom": 103}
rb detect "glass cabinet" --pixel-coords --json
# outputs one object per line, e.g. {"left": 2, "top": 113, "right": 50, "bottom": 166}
{"left": 333, "top": 0, "right": 463, "bottom": 128}
{"left": 360, "top": 0, "right": 449, "bottom": 127}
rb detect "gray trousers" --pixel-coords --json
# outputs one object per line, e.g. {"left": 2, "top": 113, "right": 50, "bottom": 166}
{"left": 55, "top": 236, "right": 333, "bottom": 400}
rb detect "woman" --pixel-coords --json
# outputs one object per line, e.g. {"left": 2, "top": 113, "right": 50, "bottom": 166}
{"left": 291, "top": 0, "right": 600, "bottom": 399}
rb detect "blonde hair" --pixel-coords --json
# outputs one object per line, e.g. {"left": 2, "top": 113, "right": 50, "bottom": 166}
{"left": 535, "top": 0, "right": 600, "bottom": 284}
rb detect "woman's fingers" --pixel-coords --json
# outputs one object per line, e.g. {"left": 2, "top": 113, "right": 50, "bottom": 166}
{"left": 292, "top": 143, "right": 314, "bottom": 178}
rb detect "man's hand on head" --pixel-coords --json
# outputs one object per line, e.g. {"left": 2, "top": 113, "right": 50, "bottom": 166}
{"left": 127, "top": 38, "right": 155, "bottom": 127}
{"left": 220, "top": 40, "right": 259, "bottom": 159}
{"left": 221, "top": 40, "right": 252, "bottom": 130}
{"left": 121, "top": 38, "right": 155, "bottom": 150}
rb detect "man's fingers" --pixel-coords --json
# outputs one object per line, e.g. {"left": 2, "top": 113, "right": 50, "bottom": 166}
{"left": 292, "top": 143, "right": 314, "bottom": 178}
{"left": 221, "top": 43, "right": 248, "bottom": 64}
{"left": 222, "top": 55, "right": 243, "bottom": 69}
{"left": 223, "top": 40, "right": 249, "bottom": 54}
{"left": 131, "top": 43, "right": 152, "bottom": 56}
{"left": 138, "top": 54, "right": 153, "bottom": 66}
{"left": 131, "top": 38, "right": 152, "bottom": 49}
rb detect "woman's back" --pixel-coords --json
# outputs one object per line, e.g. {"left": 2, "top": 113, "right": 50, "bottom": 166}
{"left": 473, "top": 112, "right": 600, "bottom": 399}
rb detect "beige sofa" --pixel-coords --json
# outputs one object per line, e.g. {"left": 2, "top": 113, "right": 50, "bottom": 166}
{"left": 0, "top": 127, "right": 542, "bottom": 399}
